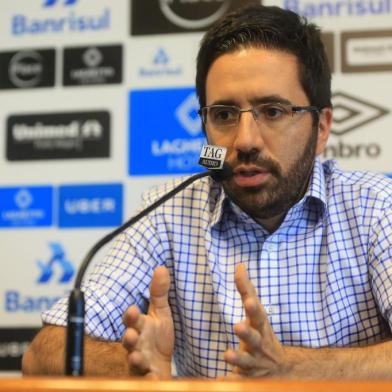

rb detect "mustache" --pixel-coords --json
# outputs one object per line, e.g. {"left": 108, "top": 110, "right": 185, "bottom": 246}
{"left": 229, "top": 153, "right": 282, "bottom": 178}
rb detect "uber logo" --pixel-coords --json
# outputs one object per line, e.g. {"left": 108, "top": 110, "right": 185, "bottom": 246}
{"left": 131, "top": 0, "right": 254, "bottom": 35}
{"left": 58, "top": 183, "right": 123, "bottom": 228}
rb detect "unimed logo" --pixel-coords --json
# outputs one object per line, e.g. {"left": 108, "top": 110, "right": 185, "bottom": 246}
{"left": 7, "top": 111, "right": 110, "bottom": 161}
{"left": 131, "top": 0, "right": 247, "bottom": 35}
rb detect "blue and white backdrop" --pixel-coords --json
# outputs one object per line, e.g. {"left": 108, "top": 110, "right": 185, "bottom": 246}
{"left": 0, "top": 0, "right": 391, "bottom": 374}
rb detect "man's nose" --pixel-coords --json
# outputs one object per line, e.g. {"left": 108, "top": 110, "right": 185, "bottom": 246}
{"left": 233, "top": 110, "right": 265, "bottom": 154}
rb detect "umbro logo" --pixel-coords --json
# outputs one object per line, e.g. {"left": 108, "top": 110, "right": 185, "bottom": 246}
{"left": 331, "top": 92, "right": 389, "bottom": 135}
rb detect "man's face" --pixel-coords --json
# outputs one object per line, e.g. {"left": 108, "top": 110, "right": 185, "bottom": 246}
{"left": 204, "top": 47, "right": 330, "bottom": 231}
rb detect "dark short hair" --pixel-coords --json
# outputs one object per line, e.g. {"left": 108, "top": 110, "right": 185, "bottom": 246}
{"left": 196, "top": 5, "right": 331, "bottom": 111}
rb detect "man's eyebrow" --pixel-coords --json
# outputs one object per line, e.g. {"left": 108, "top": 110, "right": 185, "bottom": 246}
{"left": 250, "top": 95, "right": 293, "bottom": 106}
{"left": 208, "top": 95, "right": 293, "bottom": 107}
{"left": 208, "top": 99, "right": 237, "bottom": 106}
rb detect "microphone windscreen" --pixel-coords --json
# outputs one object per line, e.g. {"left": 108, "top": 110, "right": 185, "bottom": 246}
{"left": 209, "top": 163, "right": 233, "bottom": 182}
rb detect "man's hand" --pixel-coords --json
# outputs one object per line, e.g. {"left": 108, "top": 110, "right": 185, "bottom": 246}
{"left": 122, "top": 266, "right": 174, "bottom": 379}
{"left": 224, "top": 263, "right": 291, "bottom": 378}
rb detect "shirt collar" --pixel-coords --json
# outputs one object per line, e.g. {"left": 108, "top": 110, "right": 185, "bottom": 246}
{"left": 209, "top": 156, "right": 327, "bottom": 228}
{"left": 304, "top": 156, "right": 327, "bottom": 207}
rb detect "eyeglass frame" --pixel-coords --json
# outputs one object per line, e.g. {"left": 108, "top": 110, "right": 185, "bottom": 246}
{"left": 198, "top": 102, "right": 320, "bottom": 129}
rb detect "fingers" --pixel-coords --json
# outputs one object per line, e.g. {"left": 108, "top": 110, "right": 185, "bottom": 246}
{"left": 235, "top": 264, "right": 268, "bottom": 330}
{"left": 123, "top": 305, "right": 144, "bottom": 330}
{"left": 235, "top": 263, "right": 258, "bottom": 302}
{"left": 121, "top": 267, "right": 173, "bottom": 378}
{"left": 243, "top": 296, "right": 269, "bottom": 333}
{"left": 234, "top": 320, "right": 262, "bottom": 352}
{"left": 122, "top": 326, "right": 138, "bottom": 349}
{"left": 128, "top": 350, "right": 150, "bottom": 375}
{"left": 122, "top": 308, "right": 151, "bottom": 375}
{"left": 224, "top": 349, "right": 255, "bottom": 372}
{"left": 122, "top": 306, "right": 143, "bottom": 350}
{"left": 149, "top": 266, "right": 171, "bottom": 312}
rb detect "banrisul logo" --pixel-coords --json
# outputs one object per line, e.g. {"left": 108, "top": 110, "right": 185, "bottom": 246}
{"left": 139, "top": 47, "right": 183, "bottom": 78}
{"left": 37, "top": 243, "right": 74, "bottom": 284}
{"left": 43, "top": 0, "right": 78, "bottom": 6}
{"left": 4, "top": 243, "right": 74, "bottom": 313}
{"left": 58, "top": 183, "right": 123, "bottom": 228}
{"left": 0, "top": 186, "right": 53, "bottom": 228}
{"left": 11, "top": 0, "right": 111, "bottom": 36}
{"left": 129, "top": 87, "right": 206, "bottom": 175}
{"left": 131, "top": 0, "right": 245, "bottom": 35}
{"left": 282, "top": 0, "right": 392, "bottom": 17}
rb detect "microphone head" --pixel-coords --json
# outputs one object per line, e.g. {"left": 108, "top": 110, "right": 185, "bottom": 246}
{"left": 208, "top": 163, "right": 233, "bottom": 182}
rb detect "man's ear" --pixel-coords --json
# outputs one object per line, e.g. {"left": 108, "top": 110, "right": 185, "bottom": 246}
{"left": 316, "top": 107, "right": 333, "bottom": 156}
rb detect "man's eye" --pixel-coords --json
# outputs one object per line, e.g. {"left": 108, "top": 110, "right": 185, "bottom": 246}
{"left": 211, "top": 108, "right": 236, "bottom": 122}
{"left": 260, "top": 106, "right": 287, "bottom": 120}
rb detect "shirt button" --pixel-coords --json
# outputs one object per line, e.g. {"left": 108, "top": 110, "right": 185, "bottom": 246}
{"left": 264, "top": 243, "right": 277, "bottom": 252}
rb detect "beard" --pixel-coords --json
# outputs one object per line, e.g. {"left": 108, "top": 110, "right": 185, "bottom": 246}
{"left": 222, "top": 129, "right": 318, "bottom": 222}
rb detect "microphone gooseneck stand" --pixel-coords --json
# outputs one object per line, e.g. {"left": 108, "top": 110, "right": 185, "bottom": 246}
{"left": 65, "top": 165, "right": 232, "bottom": 375}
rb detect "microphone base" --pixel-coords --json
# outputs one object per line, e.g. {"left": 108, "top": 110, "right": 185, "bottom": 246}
{"left": 65, "top": 288, "right": 85, "bottom": 376}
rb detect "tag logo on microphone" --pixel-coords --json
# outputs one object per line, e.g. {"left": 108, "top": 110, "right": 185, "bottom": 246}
{"left": 198, "top": 144, "right": 227, "bottom": 170}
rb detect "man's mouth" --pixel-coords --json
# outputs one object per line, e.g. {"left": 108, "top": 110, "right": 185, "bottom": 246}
{"left": 233, "top": 166, "right": 271, "bottom": 187}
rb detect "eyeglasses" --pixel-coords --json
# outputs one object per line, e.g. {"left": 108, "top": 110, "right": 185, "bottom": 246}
{"left": 198, "top": 102, "right": 319, "bottom": 131}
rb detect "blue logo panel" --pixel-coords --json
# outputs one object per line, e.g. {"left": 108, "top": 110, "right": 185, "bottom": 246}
{"left": 387, "top": 173, "right": 392, "bottom": 179}
{"left": 36, "top": 242, "right": 74, "bottom": 284}
{"left": 129, "top": 87, "right": 207, "bottom": 175}
{"left": 0, "top": 186, "right": 53, "bottom": 228}
{"left": 58, "top": 183, "right": 123, "bottom": 228}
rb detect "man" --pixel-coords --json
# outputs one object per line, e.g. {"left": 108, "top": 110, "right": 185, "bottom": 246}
{"left": 23, "top": 5, "right": 392, "bottom": 379}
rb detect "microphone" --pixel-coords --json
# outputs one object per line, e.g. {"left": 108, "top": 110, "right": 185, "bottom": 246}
{"left": 65, "top": 146, "right": 232, "bottom": 376}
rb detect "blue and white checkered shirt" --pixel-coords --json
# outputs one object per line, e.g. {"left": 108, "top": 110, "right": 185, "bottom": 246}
{"left": 43, "top": 158, "right": 392, "bottom": 378}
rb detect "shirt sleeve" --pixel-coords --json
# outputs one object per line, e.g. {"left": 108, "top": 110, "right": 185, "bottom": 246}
{"left": 41, "top": 211, "right": 169, "bottom": 341}
{"left": 369, "top": 204, "right": 392, "bottom": 330}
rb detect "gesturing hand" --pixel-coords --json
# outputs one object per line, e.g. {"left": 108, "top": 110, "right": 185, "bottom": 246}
{"left": 224, "top": 263, "right": 291, "bottom": 378}
{"left": 122, "top": 266, "right": 174, "bottom": 379}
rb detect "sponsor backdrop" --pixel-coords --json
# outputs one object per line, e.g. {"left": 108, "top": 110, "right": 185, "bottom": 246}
{"left": 0, "top": 0, "right": 391, "bottom": 374}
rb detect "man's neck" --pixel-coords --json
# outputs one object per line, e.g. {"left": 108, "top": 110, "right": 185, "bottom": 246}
{"left": 255, "top": 212, "right": 286, "bottom": 233}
